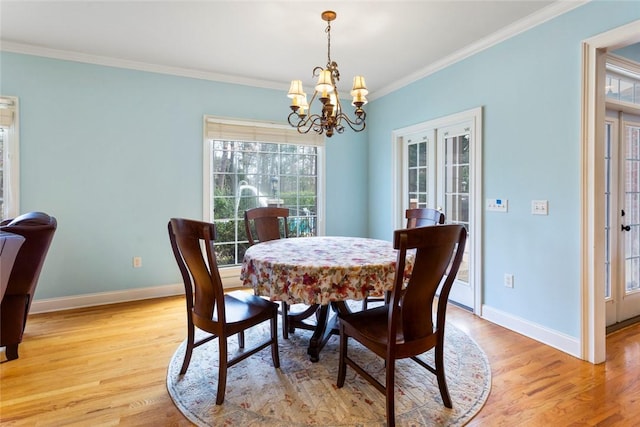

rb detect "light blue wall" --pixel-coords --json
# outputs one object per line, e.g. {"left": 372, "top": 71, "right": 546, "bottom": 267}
{"left": 613, "top": 42, "right": 640, "bottom": 61}
{"left": 0, "top": 53, "right": 368, "bottom": 299}
{"left": 325, "top": 130, "right": 368, "bottom": 236}
{"left": 367, "top": 1, "right": 640, "bottom": 338}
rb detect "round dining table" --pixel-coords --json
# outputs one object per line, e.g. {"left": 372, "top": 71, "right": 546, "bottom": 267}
{"left": 240, "top": 236, "right": 414, "bottom": 361}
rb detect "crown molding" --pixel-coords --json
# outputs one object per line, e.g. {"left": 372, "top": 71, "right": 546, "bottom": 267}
{"left": 0, "top": 41, "right": 288, "bottom": 92}
{"left": 372, "top": 0, "right": 590, "bottom": 100}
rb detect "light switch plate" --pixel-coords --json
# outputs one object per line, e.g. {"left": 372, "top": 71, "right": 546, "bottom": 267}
{"left": 504, "top": 273, "right": 514, "bottom": 288}
{"left": 532, "top": 200, "right": 548, "bottom": 215}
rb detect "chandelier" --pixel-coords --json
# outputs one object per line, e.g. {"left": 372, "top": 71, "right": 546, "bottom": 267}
{"left": 287, "top": 10, "right": 368, "bottom": 138}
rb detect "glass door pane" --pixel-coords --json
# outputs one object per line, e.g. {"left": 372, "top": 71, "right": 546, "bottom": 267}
{"left": 443, "top": 131, "right": 470, "bottom": 286}
{"left": 624, "top": 122, "right": 640, "bottom": 296}
{"left": 406, "top": 132, "right": 435, "bottom": 209}
{"left": 605, "top": 121, "right": 613, "bottom": 300}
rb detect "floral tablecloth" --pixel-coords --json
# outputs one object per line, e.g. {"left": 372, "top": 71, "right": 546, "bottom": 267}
{"left": 240, "top": 236, "right": 414, "bottom": 306}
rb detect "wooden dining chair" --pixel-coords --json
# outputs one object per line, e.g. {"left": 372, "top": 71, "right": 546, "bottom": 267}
{"left": 168, "top": 218, "right": 280, "bottom": 405}
{"left": 405, "top": 207, "right": 445, "bottom": 228}
{"left": 361, "top": 207, "right": 446, "bottom": 310}
{"left": 337, "top": 224, "right": 467, "bottom": 427}
{"left": 244, "top": 207, "right": 318, "bottom": 340}
{"left": 244, "top": 206, "right": 290, "bottom": 245}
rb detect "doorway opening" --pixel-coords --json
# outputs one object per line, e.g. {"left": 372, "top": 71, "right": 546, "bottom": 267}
{"left": 603, "top": 52, "right": 640, "bottom": 333}
{"left": 581, "top": 20, "right": 640, "bottom": 363}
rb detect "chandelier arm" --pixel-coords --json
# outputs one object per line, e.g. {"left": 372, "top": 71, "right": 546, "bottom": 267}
{"left": 335, "top": 111, "right": 367, "bottom": 132}
{"left": 307, "top": 89, "right": 319, "bottom": 108}
{"left": 332, "top": 90, "right": 364, "bottom": 128}
{"left": 289, "top": 112, "right": 326, "bottom": 135}
{"left": 287, "top": 111, "right": 303, "bottom": 128}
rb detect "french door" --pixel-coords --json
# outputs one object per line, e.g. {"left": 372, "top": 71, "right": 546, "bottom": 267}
{"left": 605, "top": 111, "right": 640, "bottom": 326}
{"left": 399, "top": 109, "right": 481, "bottom": 311}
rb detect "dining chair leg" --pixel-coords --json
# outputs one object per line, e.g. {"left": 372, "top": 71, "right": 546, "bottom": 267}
{"left": 180, "top": 322, "right": 195, "bottom": 375}
{"left": 4, "top": 343, "right": 19, "bottom": 361}
{"left": 216, "top": 337, "right": 228, "bottom": 405}
{"left": 337, "top": 329, "right": 348, "bottom": 387}
{"left": 281, "top": 301, "right": 289, "bottom": 339}
{"left": 385, "top": 358, "right": 396, "bottom": 427}
{"left": 270, "top": 314, "right": 280, "bottom": 368}
{"left": 435, "top": 341, "right": 452, "bottom": 408}
{"left": 238, "top": 331, "right": 245, "bottom": 349}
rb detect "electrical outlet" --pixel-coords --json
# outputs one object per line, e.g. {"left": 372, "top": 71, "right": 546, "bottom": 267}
{"left": 487, "top": 198, "right": 508, "bottom": 212}
{"left": 504, "top": 273, "right": 514, "bottom": 288}
{"left": 133, "top": 256, "right": 142, "bottom": 268}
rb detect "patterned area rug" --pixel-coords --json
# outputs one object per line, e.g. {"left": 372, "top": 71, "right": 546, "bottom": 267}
{"left": 167, "top": 319, "right": 491, "bottom": 426}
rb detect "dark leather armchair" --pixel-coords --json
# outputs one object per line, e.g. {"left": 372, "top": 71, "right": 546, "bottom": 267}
{"left": 1, "top": 212, "right": 57, "bottom": 361}
{"left": 1, "top": 231, "right": 25, "bottom": 302}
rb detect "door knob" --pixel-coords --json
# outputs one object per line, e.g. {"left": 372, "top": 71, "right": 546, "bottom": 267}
{"left": 622, "top": 224, "right": 631, "bottom": 231}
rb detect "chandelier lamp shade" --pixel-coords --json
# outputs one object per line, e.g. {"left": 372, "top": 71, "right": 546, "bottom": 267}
{"left": 287, "top": 10, "right": 368, "bottom": 137}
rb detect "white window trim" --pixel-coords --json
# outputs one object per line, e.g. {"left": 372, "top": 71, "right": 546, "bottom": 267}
{"left": 1, "top": 96, "right": 20, "bottom": 220}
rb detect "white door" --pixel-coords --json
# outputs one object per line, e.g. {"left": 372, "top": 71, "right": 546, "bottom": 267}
{"left": 605, "top": 111, "right": 640, "bottom": 326}
{"left": 400, "top": 114, "right": 479, "bottom": 310}
{"left": 438, "top": 123, "right": 473, "bottom": 308}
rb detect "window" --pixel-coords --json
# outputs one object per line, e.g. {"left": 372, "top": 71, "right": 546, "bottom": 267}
{"left": 0, "top": 96, "right": 19, "bottom": 221}
{"left": 203, "top": 117, "right": 324, "bottom": 268}
{"left": 606, "top": 57, "right": 640, "bottom": 107}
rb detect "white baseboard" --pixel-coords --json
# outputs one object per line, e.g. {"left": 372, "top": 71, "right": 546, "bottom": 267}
{"left": 30, "top": 283, "right": 184, "bottom": 314}
{"left": 30, "top": 277, "right": 245, "bottom": 314}
{"left": 481, "top": 304, "right": 581, "bottom": 359}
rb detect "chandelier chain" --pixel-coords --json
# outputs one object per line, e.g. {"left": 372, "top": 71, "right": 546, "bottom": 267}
{"left": 326, "top": 21, "right": 331, "bottom": 67}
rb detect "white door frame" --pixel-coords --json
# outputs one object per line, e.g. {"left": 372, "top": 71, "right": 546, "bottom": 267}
{"left": 392, "top": 107, "right": 483, "bottom": 315}
{"left": 581, "top": 20, "right": 640, "bottom": 364}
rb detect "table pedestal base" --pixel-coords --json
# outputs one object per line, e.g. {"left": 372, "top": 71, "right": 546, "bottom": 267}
{"left": 291, "top": 302, "right": 349, "bottom": 362}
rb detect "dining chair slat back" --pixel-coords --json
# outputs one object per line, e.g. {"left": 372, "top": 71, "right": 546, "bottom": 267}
{"left": 405, "top": 207, "right": 445, "bottom": 228}
{"left": 168, "top": 218, "right": 280, "bottom": 405}
{"left": 244, "top": 207, "right": 289, "bottom": 246}
{"left": 362, "top": 208, "right": 447, "bottom": 310}
{"left": 337, "top": 224, "right": 467, "bottom": 427}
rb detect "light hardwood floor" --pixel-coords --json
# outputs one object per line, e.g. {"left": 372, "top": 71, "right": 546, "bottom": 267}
{"left": 1, "top": 296, "right": 638, "bottom": 426}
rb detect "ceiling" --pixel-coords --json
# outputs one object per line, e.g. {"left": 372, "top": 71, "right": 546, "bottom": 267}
{"left": 1, "top": 1, "right": 581, "bottom": 99}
